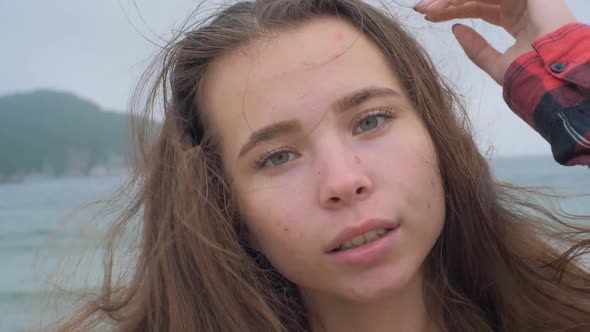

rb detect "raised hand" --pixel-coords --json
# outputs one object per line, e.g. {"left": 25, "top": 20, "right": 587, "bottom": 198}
{"left": 413, "top": 0, "right": 577, "bottom": 85}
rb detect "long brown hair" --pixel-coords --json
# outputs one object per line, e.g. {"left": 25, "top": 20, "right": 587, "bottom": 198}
{"left": 56, "top": 0, "right": 590, "bottom": 331}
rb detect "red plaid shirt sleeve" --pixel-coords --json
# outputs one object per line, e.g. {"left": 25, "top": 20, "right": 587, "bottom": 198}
{"left": 503, "top": 23, "right": 590, "bottom": 167}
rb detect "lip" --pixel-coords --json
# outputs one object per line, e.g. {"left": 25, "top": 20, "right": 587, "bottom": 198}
{"left": 328, "top": 227, "right": 399, "bottom": 265}
{"left": 324, "top": 218, "right": 399, "bottom": 253}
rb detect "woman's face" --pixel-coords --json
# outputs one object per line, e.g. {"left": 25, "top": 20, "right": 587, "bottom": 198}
{"left": 202, "top": 17, "right": 445, "bottom": 302}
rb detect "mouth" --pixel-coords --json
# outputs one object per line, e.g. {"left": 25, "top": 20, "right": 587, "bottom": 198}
{"left": 329, "top": 227, "right": 397, "bottom": 253}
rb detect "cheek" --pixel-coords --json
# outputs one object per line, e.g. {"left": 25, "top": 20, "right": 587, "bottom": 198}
{"left": 240, "top": 191, "right": 326, "bottom": 285}
{"left": 405, "top": 122, "right": 442, "bottom": 198}
{"left": 404, "top": 141, "right": 444, "bottom": 215}
{"left": 237, "top": 184, "right": 312, "bottom": 253}
{"left": 408, "top": 148, "right": 443, "bottom": 211}
{"left": 373, "top": 121, "right": 445, "bottom": 228}
{"left": 395, "top": 133, "right": 446, "bottom": 250}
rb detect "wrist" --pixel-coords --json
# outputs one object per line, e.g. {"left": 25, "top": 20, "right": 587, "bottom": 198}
{"left": 532, "top": 5, "right": 577, "bottom": 39}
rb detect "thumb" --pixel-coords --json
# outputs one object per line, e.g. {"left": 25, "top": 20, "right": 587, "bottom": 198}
{"left": 452, "top": 24, "right": 503, "bottom": 85}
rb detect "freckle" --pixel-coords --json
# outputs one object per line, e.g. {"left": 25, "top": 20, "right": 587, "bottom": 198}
{"left": 354, "top": 156, "right": 361, "bottom": 164}
{"left": 427, "top": 202, "right": 431, "bottom": 209}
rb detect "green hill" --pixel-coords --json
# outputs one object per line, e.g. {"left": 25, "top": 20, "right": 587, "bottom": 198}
{"left": 0, "top": 90, "right": 130, "bottom": 182}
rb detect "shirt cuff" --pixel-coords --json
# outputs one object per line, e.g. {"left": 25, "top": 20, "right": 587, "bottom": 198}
{"left": 503, "top": 22, "right": 590, "bottom": 89}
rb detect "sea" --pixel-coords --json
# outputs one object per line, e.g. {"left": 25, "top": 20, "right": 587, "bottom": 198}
{"left": 1, "top": 155, "right": 589, "bottom": 332}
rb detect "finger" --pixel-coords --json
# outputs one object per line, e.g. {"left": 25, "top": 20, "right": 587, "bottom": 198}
{"left": 452, "top": 24, "right": 503, "bottom": 84}
{"left": 425, "top": 3, "right": 501, "bottom": 26}
{"left": 414, "top": 0, "right": 499, "bottom": 14}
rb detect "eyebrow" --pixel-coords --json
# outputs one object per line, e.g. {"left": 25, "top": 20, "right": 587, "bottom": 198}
{"left": 333, "top": 86, "right": 400, "bottom": 113}
{"left": 237, "top": 86, "right": 400, "bottom": 159}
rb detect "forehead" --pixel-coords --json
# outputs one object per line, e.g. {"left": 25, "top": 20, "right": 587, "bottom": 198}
{"left": 201, "top": 17, "right": 402, "bottom": 157}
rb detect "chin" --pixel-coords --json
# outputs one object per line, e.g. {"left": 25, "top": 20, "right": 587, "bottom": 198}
{"left": 335, "top": 264, "right": 420, "bottom": 303}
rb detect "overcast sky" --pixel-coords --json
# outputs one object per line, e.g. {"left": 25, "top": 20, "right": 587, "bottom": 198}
{"left": 2, "top": 0, "right": 589, "bottom": 157}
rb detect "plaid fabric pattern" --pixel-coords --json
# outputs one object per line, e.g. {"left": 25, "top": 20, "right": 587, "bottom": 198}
{"left": 503, "top": 23, "right": 590, "bottom": 167}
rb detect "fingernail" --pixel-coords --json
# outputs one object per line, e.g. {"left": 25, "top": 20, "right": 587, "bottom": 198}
{"left": 452, "top": 23, "right": 462, "bottom": 33}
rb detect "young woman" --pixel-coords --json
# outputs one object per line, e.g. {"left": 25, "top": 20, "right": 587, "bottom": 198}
{"left": 58, "top": 0, "right": 590, "bottom": 331}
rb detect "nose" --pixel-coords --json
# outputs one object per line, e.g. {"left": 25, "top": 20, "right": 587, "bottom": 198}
{"left": 318, "top": 152, "right": 373, "bottom": 209}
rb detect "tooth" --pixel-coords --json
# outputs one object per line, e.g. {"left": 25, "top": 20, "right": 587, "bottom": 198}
{"left": 337, "top": 229, "right": 391, "bottom": 252}
{"left": 351, "top": 235, "right": 365, "bottom": 246}
{"left": 364, "top": 230, "right": 379, "bottom": 242}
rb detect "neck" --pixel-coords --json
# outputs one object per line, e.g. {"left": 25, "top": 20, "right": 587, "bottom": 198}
{"left": 302, "top": 272, "right": 440, "bottom": 332}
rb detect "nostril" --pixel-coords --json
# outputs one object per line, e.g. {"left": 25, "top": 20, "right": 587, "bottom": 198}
{"left": 356, "top": 187, "right": 364, "bottom": 195}
{"left": 329, "top": 197, "right": 340, "bottom": 204}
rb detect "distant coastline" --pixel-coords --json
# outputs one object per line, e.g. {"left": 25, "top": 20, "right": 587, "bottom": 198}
{"left": 0, "top": 90, "right": 132, "bottom": 184}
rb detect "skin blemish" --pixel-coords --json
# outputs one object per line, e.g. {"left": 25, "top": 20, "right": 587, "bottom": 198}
{"left": 283, "top": 226, "right": 289, "bottom": 233}
{"left": 334, "top": 32, "right": 344, "bottom": 41}
{"left": 354, "top": 156, "right": 361, "bottom": 164}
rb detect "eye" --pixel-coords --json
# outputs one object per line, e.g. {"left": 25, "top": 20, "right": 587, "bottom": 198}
{"left": 353, "top": 108, "right": 394, "bottom": 135}
{"left": 254, "top": 147, "right": 299, "bottom": 169}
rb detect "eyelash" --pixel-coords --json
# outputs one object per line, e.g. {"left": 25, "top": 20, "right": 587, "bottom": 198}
{"left": 353, "top": 107, "right": 395, "bottom": 134}
{"left": 253, "top": 107, "right": 395, "bottom": 170}
{"left": 252, "top": 147, "right": 297, "bottom": 169}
